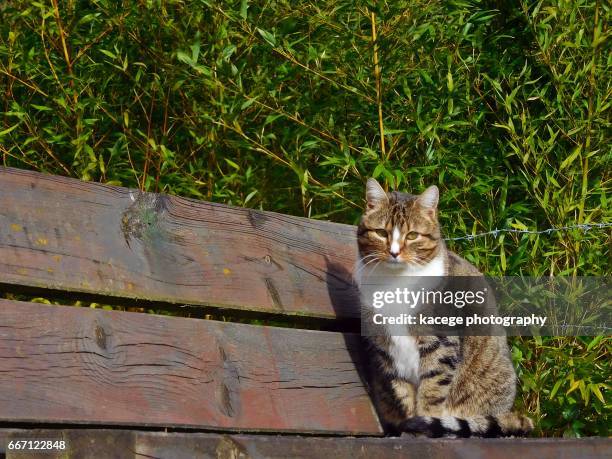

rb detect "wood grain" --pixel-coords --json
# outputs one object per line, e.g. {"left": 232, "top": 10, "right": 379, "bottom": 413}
{"left": 1, "top": 429, "right": 610, "bottom": 459}
{"left": 0, "top": 167, "right": 360, "bottom": 319}
{"left": 0, "top": 299, "right": 379, "bottom": 434}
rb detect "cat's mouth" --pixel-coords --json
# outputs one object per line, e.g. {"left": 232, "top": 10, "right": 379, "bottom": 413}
{"left": 385, "top": 257, "right": 407, "bottom": 268}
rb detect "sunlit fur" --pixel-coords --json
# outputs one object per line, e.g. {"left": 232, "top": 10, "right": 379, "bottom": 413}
{"left": 356, "top": 179, "right": 533, "bottom": 438}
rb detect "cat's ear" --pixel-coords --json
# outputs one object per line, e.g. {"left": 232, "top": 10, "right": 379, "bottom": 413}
{"left": 366, "top": 178, "right": 388, "bottom": 209}
{"left": 417, "top": 185, "right": 439, "bottom": 209}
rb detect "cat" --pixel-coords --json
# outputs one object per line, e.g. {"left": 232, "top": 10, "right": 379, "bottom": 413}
{"left": 355, "top": 178, "right": 533, "bottom": 437}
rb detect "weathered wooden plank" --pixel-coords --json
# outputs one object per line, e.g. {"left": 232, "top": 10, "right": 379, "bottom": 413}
{"left": 0, "top": 167, "right": 359, "bottom": 319}
{"left": 1, "top": 430, "right": 610, "bottom": 459}
{"left": 0, "top": 299, "right": 379, "bottom": 434}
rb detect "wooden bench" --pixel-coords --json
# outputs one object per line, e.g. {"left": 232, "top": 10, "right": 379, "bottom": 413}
{"left": 0, "top": 167, "right": 609, "bottom": 458}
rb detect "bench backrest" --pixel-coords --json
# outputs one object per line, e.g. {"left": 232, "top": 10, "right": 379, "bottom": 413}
{"left": 0, "top": 167, "right": 382, "bottom": 435}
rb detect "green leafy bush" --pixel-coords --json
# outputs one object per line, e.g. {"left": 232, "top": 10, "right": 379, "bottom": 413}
{"left": 512, "top": 336, "right": 610, "bottom": 437}
{"left": 0, "top": 0, "right": 609, "bottom": 436}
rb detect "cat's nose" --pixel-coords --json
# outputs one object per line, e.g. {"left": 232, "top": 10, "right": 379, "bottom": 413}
{"left": 389, "top": 250, "right": 400, "bottom": 258}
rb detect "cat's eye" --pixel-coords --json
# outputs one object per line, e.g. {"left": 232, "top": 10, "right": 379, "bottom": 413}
{"left": 372, "top": 229, "right": 388, "bottom": 238}
{"left": 406, "top": 231, "right": 419, "bottom": 240}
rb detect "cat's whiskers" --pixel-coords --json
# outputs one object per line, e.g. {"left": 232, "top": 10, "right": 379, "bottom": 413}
{"left": 355, "top": 254, "right": 383, "bottom": 274}
{"left": 354, "top": 254, "right": 384, "bottom": 283}
{"left": 358, "top": 259, "right": 382, "bottom": 283}
{"left": 359, "top": 253, "right": 380, "bottom": 264}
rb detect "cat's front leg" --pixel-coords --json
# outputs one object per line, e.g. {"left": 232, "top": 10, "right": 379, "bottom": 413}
{"left": 368, "top": 349, "right": 418, "bottom": 429}
{"left": 416, "top": 336, "right": 461, "bottom": 416}
{"left": 391, "top": 377, "right": 417, "bottom": 418}
{"left": 370, "top": 373, "right": 417, "bottom": 435}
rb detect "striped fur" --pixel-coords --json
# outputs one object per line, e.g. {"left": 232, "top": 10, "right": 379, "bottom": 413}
{"left": 357, "top": 179, "right": 533, "bottom": 437}
{"left": 399, "top": 413, "right": 534, "bottom": 438}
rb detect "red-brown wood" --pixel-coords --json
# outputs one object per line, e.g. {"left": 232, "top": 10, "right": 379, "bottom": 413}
{"left": 0, "top": 299, "right": 380, "bottom": 434}
{"left": 1, "top": 429, "right": 610, "bottom": 459}
{"left": 0, "top": 167, "right": 359, "bottom": 319}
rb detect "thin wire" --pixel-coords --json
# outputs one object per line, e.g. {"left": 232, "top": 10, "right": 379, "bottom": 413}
{"left": 444, "top": 222, "right": 612, "bottom": 242}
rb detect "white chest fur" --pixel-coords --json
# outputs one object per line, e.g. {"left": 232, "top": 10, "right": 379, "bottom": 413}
{"left": 356, "top": 253, "right": 446, "bottom": 385}
{"left": 388, "top": 335, "right": 420, "bottom": 384}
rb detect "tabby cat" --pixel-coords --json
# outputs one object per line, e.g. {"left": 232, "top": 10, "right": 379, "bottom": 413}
{"left": 355, "top": 178, "right": 533, "bottom": 437}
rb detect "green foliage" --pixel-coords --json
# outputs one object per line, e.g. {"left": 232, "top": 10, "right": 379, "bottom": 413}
{"left": 512, "top": 335, "right": 610, "bottom": 437}
{"left": 0, "top": 0, "right": 609, "bottom": 436}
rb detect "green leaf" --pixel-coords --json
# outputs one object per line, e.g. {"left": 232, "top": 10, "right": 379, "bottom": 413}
{"left": 31, "top": 104, "right": 52, "bottom": 111}
{"left": 559, "top": 145, "right": 582, "bottom": 170}
{"left": 586, "top": 335, "right": 603, "bottom": 351}
{"left": 372, "top": 163, "right": 386, "bottom": 179}
{"left": 240, "top": 0, "right": 249, "bottom": 19}
{"left": 225, "top": 158, "right": 240, "bottom": 170}
{"left": 100, "top": 49, "right": 117, "bottom": 59}
{"left": 190, "top": 40, "right": 200, "bottom": 63}
{"left": 550, "top": 379, "right": 563, "bottom": 399}
{"left": 241, "top": 98, "right": 256, "bottom": 110}
{"left": 383, "top": 128, "right": 406, "bottom": 135}
{"left": 244, "top": 190, "right": 257, "bottom": 205}
{"left": 177, "top": 51, "right": 193, "bottom": 65}
{"left": 0, "top": 124, "right": 19, "bottom": 137}
{"left": 589, "top": 384, "right": 605, "bottom": 404}
{"left": 257, "top": 28, "right": 276, "bottom": 47}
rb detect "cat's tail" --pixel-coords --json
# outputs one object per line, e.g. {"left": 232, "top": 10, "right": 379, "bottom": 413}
{"left": 398, "top": 412, "right": 533, "bottom": 438}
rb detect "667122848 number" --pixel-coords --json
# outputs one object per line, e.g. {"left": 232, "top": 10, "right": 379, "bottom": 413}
{"left": 7, "top": 439, "right": 67, "bottom": 451}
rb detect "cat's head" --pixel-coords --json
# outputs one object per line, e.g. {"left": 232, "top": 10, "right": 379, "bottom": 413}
{"left": 357, "top": 178, "right": 442, "bottom": 268}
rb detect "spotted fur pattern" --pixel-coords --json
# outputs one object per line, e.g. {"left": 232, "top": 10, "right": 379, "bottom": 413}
{"left": 356, "top": 179, "right": 533, "bottom": 437}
